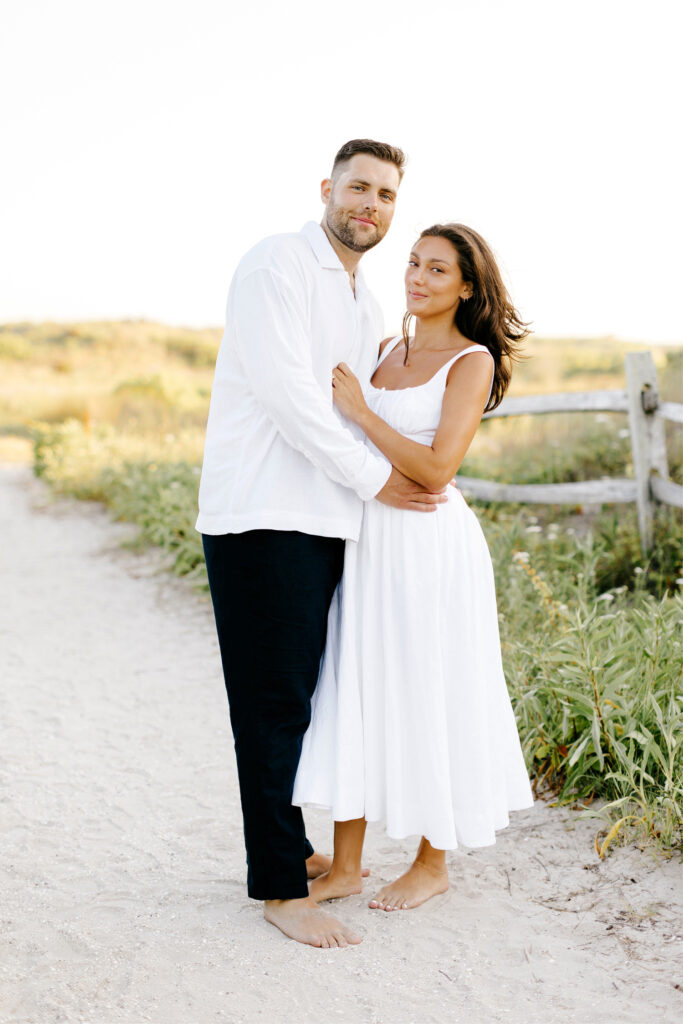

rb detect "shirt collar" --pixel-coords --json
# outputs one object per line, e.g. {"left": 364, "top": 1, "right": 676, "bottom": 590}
{"left": 300, "top": 221, "right": 368, "bottom": 293}
{"left": 300, "top": 221, "right": 347, "bottom": 271}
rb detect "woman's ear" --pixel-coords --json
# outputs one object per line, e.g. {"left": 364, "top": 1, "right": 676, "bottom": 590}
{"left": 462, "top": 281, "right": 474, "bottom": 301}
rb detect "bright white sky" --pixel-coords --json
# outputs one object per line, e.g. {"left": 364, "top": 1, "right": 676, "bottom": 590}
{"left": 1, "top": 0, "right": 682, "bottom": 342}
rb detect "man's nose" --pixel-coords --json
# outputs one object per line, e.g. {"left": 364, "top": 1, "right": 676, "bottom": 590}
{"left": 363, "top": 192, "right": 379, "bottom": 210}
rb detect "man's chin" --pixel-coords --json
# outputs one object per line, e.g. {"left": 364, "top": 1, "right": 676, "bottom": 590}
{"left": 345, "top": 229, "right": 383, "bottom": 253}
{"left": 348, "top": 240, "right": 380, "bottom": 253}
{"left": 326, "top": 215, "right": 384, "bottom": 254}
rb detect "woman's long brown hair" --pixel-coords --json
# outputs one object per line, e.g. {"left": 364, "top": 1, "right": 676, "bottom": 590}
{"left": 401, "top": 223, "right": 530, "bottom": 411}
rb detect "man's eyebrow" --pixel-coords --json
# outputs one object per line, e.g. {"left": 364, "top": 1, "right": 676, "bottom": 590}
{"left": 351, "top": 178, "right": 397, "bottom": 196}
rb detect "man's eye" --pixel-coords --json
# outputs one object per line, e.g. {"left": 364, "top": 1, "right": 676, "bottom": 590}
{"left": 380, "top": 193, "right": 393, "bottom": 202}
{"left": 351, "top": 185, "right": 364, "bottom": 191}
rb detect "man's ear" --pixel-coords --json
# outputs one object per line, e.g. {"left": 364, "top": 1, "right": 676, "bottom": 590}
{"left": 320, "top": 178, "right": 332, "bottom": 205}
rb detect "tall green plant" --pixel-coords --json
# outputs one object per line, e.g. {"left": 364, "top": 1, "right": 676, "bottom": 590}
{"left": 501, "top": 549, "right": 683, "bottom": 852}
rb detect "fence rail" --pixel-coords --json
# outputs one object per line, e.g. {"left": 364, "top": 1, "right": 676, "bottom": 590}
{"left": 481, "top": 390, "right": 629, "bottom": 417}
{"left": 458, "top": 351, "right": 682, "bottom": 554}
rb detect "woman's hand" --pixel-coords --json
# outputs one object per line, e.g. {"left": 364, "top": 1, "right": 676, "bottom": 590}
{"left": 332, "top": 362, "right": 368, "bottom": 425}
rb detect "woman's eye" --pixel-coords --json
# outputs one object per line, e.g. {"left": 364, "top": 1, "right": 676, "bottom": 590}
{"left": 407, "top": 260, "right": 417, "bottom": 267}
{"left": 431, "top": 267, "right": 443, "bottom": 273}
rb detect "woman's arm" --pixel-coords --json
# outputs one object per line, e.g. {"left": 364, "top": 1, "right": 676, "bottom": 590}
{"left": 332, "top": 351, "right": 494, "bottom": 492}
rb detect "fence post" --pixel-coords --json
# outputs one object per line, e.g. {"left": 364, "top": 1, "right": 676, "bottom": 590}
{"left": 625, "top": 352, "right": 669, "bottom": 555}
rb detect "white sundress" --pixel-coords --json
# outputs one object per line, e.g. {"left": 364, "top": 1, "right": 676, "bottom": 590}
{"left": 293, "top": 338, "right": 534, "bottom": 849}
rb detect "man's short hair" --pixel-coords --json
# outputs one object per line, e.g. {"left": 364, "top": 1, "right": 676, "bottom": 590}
{"left": 331, "top": 139, "right": 406, "bottom": 181}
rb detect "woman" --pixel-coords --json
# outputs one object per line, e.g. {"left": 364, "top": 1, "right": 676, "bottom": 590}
{"left": 292, "top": 223, "right": 534, "bottom": 912}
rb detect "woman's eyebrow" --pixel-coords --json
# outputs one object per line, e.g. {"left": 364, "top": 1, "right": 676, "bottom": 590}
{"left": 409, "top": 251, "right": 450, "bottom": 265}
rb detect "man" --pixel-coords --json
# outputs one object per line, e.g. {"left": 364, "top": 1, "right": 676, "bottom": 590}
{"left": 197, "top": 139, "right": 444, "bottom": 948}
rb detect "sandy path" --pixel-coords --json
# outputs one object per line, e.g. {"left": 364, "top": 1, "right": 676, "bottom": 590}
{"left": 0, "top": 464, "right": 680, "bottom": 1024}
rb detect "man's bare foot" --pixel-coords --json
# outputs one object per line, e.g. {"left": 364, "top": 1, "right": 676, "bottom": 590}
{"left": 369, "top": 861, "right": 449, "bottom": 911}
{"left": 306, "top": 851, "right": 370, "bottom": 880}
{"left": 309, "top": 868, "right": 363, "bottom": 903}
{"left": 264, "top": 896, "right": 362, "bottom": 947}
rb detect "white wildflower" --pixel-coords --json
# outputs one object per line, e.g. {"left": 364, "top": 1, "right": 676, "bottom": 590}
{"left": 512, "top": 551, "right": 530, "bottom": 564}
{"left": 525, "top": 525, "right": 542, "bottom": 534}
{"left": 634, "top": 567, "right": 644, "bottom": 574}
{"left": 597, "top": 592, "right": 615, "bottom": 602}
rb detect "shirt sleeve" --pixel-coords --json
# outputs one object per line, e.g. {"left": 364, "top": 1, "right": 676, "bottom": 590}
{"left": 230, "top": 266, "right": 392, "bottom": 501}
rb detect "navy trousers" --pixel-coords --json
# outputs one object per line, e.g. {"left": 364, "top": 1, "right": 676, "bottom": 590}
{"left": 202, "top": 529, "right": 344, "bottom": 900}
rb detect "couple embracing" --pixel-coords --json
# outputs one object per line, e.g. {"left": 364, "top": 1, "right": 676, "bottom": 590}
{"left": 196, "top": 139, "right": 533, "bottom": 948}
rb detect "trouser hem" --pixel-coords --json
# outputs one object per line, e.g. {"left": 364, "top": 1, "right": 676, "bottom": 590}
{"left": 249, "top": 883, "right": 311, "bottom": 902}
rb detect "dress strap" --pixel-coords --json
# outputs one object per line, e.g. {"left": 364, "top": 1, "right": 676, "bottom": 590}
{"left": 439, "top": 344, "right": 495, "bottom": 404}
{"left": 374, "top": 335, "right": 404, "bottom": 369}
{"left": 438, "top": 343, "right": 492, "bottom": 377}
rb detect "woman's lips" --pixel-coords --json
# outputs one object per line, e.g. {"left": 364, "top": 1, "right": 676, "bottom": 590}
{"left": 408, "top": 291, "right": 428, "bottom": 299}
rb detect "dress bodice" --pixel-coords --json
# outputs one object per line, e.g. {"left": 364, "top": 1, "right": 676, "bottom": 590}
{"left": 365, "top": 337, "right": 492, "bottom": 446}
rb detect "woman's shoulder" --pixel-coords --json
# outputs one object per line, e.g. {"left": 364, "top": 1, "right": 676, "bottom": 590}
{"left": 448, "top": 341, "right": 493, "bottom": 363}
{"left": 444, "top": 344, "right": 494, "bottom": 383}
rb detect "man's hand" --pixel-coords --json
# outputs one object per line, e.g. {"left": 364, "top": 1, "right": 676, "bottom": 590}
{"left": 375, "top": 467, "right": 448, "bottom": 512}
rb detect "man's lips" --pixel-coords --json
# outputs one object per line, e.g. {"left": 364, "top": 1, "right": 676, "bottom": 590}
{"left": 352, "top": 216, "right": 376, "bottom": 226}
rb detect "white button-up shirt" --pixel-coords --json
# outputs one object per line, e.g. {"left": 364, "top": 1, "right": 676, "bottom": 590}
{"left": 196, "top": 222, "right": 392, "bottom": 541}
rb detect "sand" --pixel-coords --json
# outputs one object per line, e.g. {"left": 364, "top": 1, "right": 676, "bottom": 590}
{"left": 1, "top": 462, "right": 681, "bottom": 1024}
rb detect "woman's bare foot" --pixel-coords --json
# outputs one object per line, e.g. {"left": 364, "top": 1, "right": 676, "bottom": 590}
{"left": 369, "top": 860, "right": 449, "bottom": 911}
{"left": 309, "top": 867, "right": 363, "bottom": 903}
{"left": 263, "top": 896, "right": 362, "bottom": 947}
{"left": 306, "top": 851, "right": 369, "bottom": 880}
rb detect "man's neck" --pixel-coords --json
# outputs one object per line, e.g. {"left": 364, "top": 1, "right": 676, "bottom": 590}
{"left": 319, "top": 220, "right": 362, "bottom": 278}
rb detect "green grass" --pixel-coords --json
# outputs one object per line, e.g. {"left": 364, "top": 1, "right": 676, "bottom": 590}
{"left": 485, "top": 511, "right": 682, "bottom": 851}
{"left": 5, "top": 320, "right": 683, "bottom": 855}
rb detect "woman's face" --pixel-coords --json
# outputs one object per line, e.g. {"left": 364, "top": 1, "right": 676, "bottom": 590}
{"left": 404, "top": 235, "right": 472, "bottom": 318}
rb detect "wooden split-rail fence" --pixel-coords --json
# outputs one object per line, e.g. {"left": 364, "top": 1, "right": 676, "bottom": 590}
{"left": 458, "top": 351, "right": 683, "bottom": 554}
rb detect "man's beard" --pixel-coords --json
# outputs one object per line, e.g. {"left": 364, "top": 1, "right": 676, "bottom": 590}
{"left": 325, "top": 202, "right": 385, "bottom": 253}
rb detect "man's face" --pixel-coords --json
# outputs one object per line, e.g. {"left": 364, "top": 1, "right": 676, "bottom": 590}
{"left": 321, "top": 154, "right": 400, "bottom": 254}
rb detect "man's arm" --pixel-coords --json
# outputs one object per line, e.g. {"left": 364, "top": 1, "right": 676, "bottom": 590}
{"left": 231, "top": 266, "right": 391, "bottom": 500}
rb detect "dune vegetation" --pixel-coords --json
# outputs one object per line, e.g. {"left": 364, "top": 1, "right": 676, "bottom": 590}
{"left": 1, "top": 320, "right": 681, "bottom": 853}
